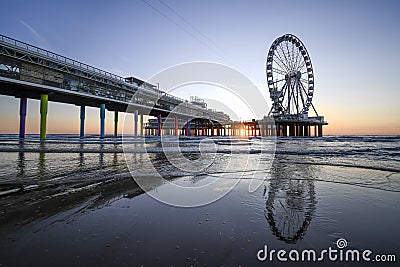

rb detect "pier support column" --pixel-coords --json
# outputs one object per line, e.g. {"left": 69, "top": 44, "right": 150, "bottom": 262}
{"left": 19, "top": 98, "right": 27, "bottom": 139}
{"left": 283, "top": 124, "right": 287, "bottom": 137}
{"left": 100, "top": 103, "right": 105, "bottom": 139}
{"left": 197, "top": 121, "right": 201, "bottom": 136}
{"left": 318, "top": 124, "right": 323, "bottom": 137}
{"left": 80, "top": 105, "right": 85, "bottom": 138}
{"left": 140, "top": 114, "right": 144, "bottom": 136}
{"left": 40, "top": 94, "right": 48, "bottom": 140}
{"left": 289, "top": 124, "right": 294, "bottom": 136}
{"left": 304, "top": 125, "right": 309, "bottom": 137}
{"left": 186, "top": 120, "right": 191, "bottom": 136}
{"left": 174, "top": 117, "right": 179, "bottom": 136}
{"left": 157, "top": 114, "right": 162, "bottom": 136}
{"left": 114, "top": 111, "right": 118, "bottom": 137}
{"left": 134, "top": 110, "right": 139, "bottom": 136}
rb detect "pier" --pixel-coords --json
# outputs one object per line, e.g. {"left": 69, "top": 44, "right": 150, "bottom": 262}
{"left": 0, "top": 33, "right": 327, "bottom": 138}
{"left": 0, "top": 34, "right": 229, "bottom": 140}
{"left": 144, "top": 117, "right": 326, "bottom": 137}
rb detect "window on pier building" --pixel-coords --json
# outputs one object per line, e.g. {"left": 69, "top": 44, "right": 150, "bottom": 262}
{"left": 0, "top": 56, "right": 21, "bottom": 79}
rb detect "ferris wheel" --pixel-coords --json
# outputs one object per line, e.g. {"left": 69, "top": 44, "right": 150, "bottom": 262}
{"left": 266, "top": 34, "right": 318, "bottom": 117}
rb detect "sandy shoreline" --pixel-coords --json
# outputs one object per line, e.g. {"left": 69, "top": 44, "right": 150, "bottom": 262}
{"left": 0, "top": 170, "right": 398, "bottom": 266}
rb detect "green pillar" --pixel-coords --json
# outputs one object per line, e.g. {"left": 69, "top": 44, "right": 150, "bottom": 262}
{"left": 114, "top": 111, "right": 118, "bottom": 137}
{"left": 40, "top": 94, "right": 48, "bottom": 140}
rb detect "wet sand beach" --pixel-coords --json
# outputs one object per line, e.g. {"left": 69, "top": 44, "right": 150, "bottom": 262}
{"left": 0, "top": 135, "right": 399, "bottom": 266}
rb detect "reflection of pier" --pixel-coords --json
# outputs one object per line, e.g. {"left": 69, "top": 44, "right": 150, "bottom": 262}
{"left": 264, "top": 156, "right": 316, "bottom": 243}
{"left": 0, "top": 176, "right": 145, "bottom": 231}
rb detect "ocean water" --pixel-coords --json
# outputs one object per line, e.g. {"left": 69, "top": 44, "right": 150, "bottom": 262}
{"left": 0, "top": 134, "right": 398, "bottom": 192}
{"left": 0, "top": 134, "right": 399, "bottom": 266}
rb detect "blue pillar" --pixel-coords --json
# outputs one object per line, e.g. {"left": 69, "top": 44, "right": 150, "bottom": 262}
{"left": 187, "top": 119, "right": 191, "bottom": 136}
{"left": 100, "top": 104, "right": 105, "bottom": 138}
{"left": 80, "top": 105, "right": 85, "bottom": 138}
{"left": 134, "top": 110, "right": 138, "bottom": 136}
{"left": 19, "top": 98, "right": 27, "bottom": 139}
{"left": 157, "top": 114, "right": 162, "bottom": 136}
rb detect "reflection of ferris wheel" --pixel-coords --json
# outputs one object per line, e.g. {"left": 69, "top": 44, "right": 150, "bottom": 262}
{"left": 267, "top": 34, "right": 317, "bottom": 116}
{"left": 265, "top": 179, "right": 315, "bottom": 244}
{"left": 264, "top": 158, "right": 316, "bottom": 244}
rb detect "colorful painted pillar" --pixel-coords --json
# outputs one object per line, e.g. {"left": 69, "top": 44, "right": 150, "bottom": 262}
{"left": 100, "top": 103, "right": 105, "bottom": 139}
{"left": 19, "top": 98, "right": 27, "bottom": 139}
{"left": 114, "top": 111, "right": 118, "bottom": 137}
{"left": 174, "top": 117, "right": 179, "bottom": 136}
{"left": 80, "top": 105, "right": 85, "bottom": 138}
{"left": 40, "top": 94, "right": 48, "bottom": 140}
{"left": 157, "top": 114, "right": 162, "bottom": 136}
{"left": 186, "top": 119, "right": 191, "bottom": 136}
{"left": 140, "top": 114, "right": 144, "bottom": 136}
{"left": 134, "top": 110, "right": 138, "bottom": 137}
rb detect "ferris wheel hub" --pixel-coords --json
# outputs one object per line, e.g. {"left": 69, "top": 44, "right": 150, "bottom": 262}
{"left": 285, "top": 71, "right": 302, "bottom": 81}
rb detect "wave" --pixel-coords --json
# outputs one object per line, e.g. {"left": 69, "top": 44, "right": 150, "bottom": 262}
{"left": 0, "top": 146, "right": 399, "bottom": 158}
{"left": 277, "top": 160, "right": 400, "bottom": 173}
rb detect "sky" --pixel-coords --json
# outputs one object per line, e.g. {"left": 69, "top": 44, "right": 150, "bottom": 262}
{"left": 0, "top": 0, "right": 399, "bottom": 135}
